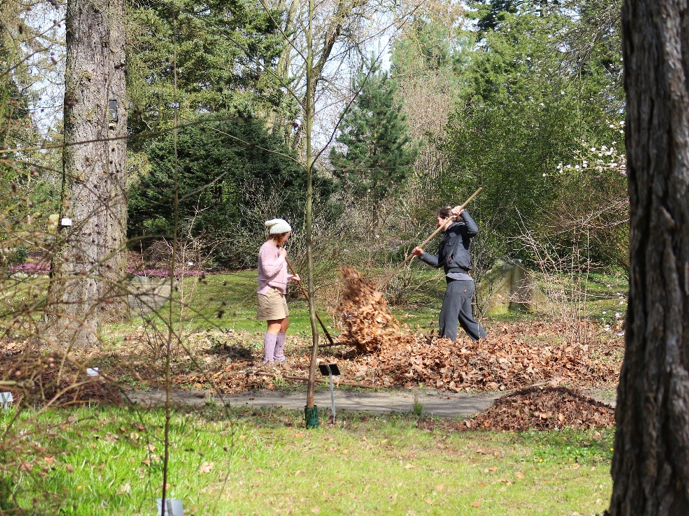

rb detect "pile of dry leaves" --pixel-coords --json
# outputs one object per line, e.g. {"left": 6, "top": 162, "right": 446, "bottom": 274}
{"left": 465, "top": 386, "right": 615, "bottom": 431}
{"left": 164, "top": 267, "right": 622, "bottom": 395}
{"left": 339, "top": 266, "right": 404, "bottom": 353}
{"left": 337, "top": 266, "right": 621, "bottom": 391}
{"left": 0, "top": 265, "right": 622, "bottom": 417}
{"left": 349, "top": 326, "right": 619, "bottom": 391}
{"left": 0, "top": 346, "right": 122, "bottom": 406}
{"left": 166, "top": 324, "right": 620, "bottom": 396}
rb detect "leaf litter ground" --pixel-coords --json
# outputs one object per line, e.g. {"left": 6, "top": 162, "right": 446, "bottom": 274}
{"left": 0, "top": 267, "right": 621, "bottom": 429}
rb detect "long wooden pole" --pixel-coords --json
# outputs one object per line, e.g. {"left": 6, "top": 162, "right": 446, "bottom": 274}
{"left": 285, "top": 258, "right": 337, "bottom": 346}
{"left": 397, "top": 187, "right": 483, "bottom": 270}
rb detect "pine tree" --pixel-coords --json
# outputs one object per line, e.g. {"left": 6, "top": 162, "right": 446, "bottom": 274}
{"left": 330, "top": 59, "right": 417, "bottom": 231}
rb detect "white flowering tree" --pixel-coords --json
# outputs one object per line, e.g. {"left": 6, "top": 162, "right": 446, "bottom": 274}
{"left": 545, "top": 121, "right": 629, "bottom": 273}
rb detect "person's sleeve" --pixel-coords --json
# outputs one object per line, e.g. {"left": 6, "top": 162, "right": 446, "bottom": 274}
{"left": 461, "top": 211, "right": 479, "bottom": 237}
{"left": 259, "top": 247, "right": 286, "bottom": 277}
{"left": 419, "top": 251, "right": 441, "bottom": 268}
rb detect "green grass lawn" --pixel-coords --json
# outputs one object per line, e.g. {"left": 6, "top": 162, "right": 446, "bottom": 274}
{"left": 170, "top": 268, "right": 626, "bottom": 331}
{"left": 2, "top": 405, "right": 613, "bottom": 515}
{"left": 116, "top": 268, "right": 446, "bottom": 339}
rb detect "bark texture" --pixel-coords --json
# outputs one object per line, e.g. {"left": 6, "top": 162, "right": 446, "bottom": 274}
{"left": 54, "top": 0, "right": 128, "bottom": 347}
{"left": 609, "top": 1, "right": 689, "bottom": 514}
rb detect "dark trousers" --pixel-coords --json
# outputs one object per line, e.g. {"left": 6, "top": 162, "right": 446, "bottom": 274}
{"left": 439, "top": 279, "right": 487, "bottom": 342}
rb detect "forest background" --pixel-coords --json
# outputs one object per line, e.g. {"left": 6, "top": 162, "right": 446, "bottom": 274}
{"left": 1, "top": 0, "right": 627, "bottom": 291}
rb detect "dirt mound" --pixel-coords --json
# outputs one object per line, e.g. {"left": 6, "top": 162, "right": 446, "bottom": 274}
{"left": 465, "top": 386, "right": 615, "bottom": 431}
{"left": 0, "top": 347, "right": 123, "bottom": 407}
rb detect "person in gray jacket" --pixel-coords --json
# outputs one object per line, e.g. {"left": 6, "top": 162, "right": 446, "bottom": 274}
{"left": 411, "top": 205, "right": 487, "bottom": 342}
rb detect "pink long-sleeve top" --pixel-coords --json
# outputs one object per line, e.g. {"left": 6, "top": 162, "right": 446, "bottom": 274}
{"left": 257, "top": 241, "right": 294, "bottom": 295}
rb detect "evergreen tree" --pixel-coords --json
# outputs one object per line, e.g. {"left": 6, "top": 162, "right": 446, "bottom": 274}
{"left": 126, "top": 0, "right": 290, "bottom": 139}
{"left": 330, "top": 60, "right": 417, "bottom": 231}
{"left": 473, "top": 0, "right": 561, "bottom": 34}
{"left": 129, "top": 115, "right": 336, "bottom": 266}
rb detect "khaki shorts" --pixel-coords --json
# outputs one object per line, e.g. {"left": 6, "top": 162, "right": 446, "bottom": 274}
{"left": 257, "top": 288, "right": 289, "bottom": 321}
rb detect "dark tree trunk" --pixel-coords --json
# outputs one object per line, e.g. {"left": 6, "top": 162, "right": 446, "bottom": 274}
{"left": 53, "top": 0, "right": 128, "bottom": 347}
{"left": 608, "top": 1, "right": 689, "bottom": 514}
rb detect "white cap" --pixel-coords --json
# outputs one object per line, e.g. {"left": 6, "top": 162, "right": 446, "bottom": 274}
{"left": 265, "top": 218, "right": 292, "bottom": 234}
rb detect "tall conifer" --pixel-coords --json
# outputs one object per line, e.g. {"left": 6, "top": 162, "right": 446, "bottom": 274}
{"left": 330, "top": 58, "right": 417, "bottom": 231}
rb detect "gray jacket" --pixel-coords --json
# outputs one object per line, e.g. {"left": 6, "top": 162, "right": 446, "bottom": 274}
{"left": 419, "top": 211, "right": 479, "bottom": 273}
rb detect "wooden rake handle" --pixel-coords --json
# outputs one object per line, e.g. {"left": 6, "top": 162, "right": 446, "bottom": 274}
{"left": 397, "top": 187, "right": 483, "bottom": 270}
{"left": 285, "top": 258, "right": 337, "bottom": 346}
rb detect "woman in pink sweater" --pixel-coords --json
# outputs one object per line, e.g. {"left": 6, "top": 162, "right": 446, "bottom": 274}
{"left": 257, "top": 219, "right": 300, "bottom": 365}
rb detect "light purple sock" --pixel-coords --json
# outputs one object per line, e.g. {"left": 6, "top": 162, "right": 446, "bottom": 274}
{"left": 274, "top": 332, "right": 287, "bottom": 362}
{"left": 263, "top": 333, "right": 277, "bottom": 364}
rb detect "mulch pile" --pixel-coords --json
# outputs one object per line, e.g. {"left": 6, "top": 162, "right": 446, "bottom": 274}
{"left": 464, "top": 386, "right": 616, "bottom": 431}
{"left": 0, "top": 345, "right": 123, "bottom": 407}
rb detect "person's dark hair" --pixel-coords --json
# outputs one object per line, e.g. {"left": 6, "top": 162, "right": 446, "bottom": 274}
{"left": 270, "top": 232, "right": 290, "bottom": 242}
{"left": 436, "top": 206, "right": 452, "bottom": 219}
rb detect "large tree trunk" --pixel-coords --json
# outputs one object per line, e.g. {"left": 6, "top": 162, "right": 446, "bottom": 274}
{"left": 608, "top": 1, "right": 689, "bottom": 514}
{"left": 53, "top": 0, "right": 128, "bottom": 348}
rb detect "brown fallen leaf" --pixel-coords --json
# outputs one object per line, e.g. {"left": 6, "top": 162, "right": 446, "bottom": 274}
{"left": 198, "top": 462, "right": 214, "bottom": 474}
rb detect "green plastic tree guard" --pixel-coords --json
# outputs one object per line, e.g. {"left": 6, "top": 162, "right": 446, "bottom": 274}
{"left": 305, "top": 405, "right": 319, "bottom": 429}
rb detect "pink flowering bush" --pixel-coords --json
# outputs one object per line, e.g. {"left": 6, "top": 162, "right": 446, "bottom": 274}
{"left": 7, "top": 263, "right": 50, "bottom": 274}
{"left": 127, "top": 268, "right": 205, "bottom": 278}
